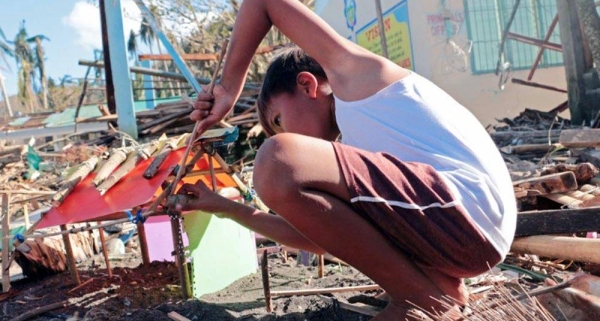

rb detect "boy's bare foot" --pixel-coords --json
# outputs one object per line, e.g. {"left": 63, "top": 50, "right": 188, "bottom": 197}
{"left": 370, "top": 301, "right": 410, "bottom": 321}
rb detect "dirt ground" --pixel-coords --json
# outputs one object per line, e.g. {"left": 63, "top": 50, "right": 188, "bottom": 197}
{"left": 1, "top": 240, "right": 379, "bottom": 321}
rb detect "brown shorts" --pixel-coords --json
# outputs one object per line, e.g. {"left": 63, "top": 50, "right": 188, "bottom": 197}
{"left": 332, "top": 142, "right": 501, "bottom": 278}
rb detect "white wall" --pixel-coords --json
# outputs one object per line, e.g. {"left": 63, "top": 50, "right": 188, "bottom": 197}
{"left": 315, "top": 0, "right": 568, "bottom": 127}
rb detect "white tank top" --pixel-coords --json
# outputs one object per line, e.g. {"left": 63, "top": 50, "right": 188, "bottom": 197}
{"left": 334, "top": 72, "right": 517, "bottom": 259}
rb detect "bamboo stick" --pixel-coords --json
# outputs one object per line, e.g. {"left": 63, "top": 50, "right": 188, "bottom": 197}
{"left": 92, "top": 149, "right": 128, "bottom": 186}
{"left": 97, "top": 143, "right": 158, "bottom": 195}
{"left": 52, "top": 156, "right": 99, "bottom": 204}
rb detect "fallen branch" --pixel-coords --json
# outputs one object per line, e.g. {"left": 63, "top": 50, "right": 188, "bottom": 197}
{"left": 11, "top": 300, "right": 68, "bottom": 321}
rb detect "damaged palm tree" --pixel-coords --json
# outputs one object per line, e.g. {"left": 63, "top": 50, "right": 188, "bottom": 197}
{"left": 52, "top": 156, "right": 99, "bottom": 205}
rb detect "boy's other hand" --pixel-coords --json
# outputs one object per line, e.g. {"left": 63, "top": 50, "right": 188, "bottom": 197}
{"left": 191, "top": 83, "right": 237, "bottom": 135}
{"left": 168, "top": 180, "right": 231, "bottom": 214}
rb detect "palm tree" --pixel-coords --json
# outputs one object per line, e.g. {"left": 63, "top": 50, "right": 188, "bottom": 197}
{"left": 0, "top": 28, "right": 14, "bottom": 117}
{"left": 27, "top": 34, "right": 50, "bottom": 109}
{"left": 127, "top": 30, "right": 139, "bottom": 62}
{"left": 139, "top": 4, "right": 177, "bottom": 97}
{"left": 11, "top": 20, "right": 38, "bottom": 113}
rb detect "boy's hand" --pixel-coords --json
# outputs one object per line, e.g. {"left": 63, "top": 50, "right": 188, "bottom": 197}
{"left": 191, "top": 82, "right": 237, "bottom": 135}
{"left": 167, "top": 180, "right": 232, "bottom": 215}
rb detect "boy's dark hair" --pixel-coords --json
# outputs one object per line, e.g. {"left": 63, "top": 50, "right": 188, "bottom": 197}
{"left": 257, "top": 46, "right": 327, "bottom": 137}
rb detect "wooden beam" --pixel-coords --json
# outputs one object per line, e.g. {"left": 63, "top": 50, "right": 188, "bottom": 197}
{"left": 516, "top": 207, "right": 600, "bottom": 236}
{"left": 557, "top": 0, "right": 594, "bottom": 124}
{"left": 560, "top": 128, "right": 600, "bottom": 148}
{"left": 506, "top": 32, "right": 563, "bottom": 52}
{"left": 528, "top": 14, "right": 560, "bottom": 80}
{"left": 512, "top": 235, "right": 600, "bottom": 264}
{"left": 138, "top": 45, "right": 281, "bottom": 61}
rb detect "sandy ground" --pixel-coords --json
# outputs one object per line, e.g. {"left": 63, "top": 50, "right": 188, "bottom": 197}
{"left": 1, "top": 240, "right": 380, "bottom": 321}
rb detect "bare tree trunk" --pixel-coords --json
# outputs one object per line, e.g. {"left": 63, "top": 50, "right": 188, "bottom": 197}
{"left": 575, "top": 0, "right": 600, "bottom": 76}
{"left": 36, "top": 37, "right": 48, "bottom": 109}
{"left": 0, "top": 70, "right": 12, "bottom": 118}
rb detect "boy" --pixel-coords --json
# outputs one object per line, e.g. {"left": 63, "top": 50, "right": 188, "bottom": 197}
{"left": 179, "top": 0, "right": 517, "bottom": 319}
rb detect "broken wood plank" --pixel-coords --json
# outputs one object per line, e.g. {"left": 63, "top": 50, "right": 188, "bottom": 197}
{"left": 541, "top": 162, "right": 599, "bottom": 183}
{"left": 512, "top": 236, "right": 600, "bottom": 264}
{"left": 516, "top": 207, "right": 600, "bottom": 236}
{"left": 560, "top": 128, "right": 600, "bottom": 148}
{"left": 2, "top": 194, "right": 10, "bottom": 293}
{"left": 543, "top": 193, "right": 583, "bottom": 208}
{"left": 500, "top": 143, "right": 558, "bottom": 154}
{"left": 513, "top": 171, "right": 578, "bottom": 196}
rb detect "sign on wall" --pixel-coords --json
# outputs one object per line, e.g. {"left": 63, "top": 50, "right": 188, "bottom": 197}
{"left": 355, "top": 1, "right": 413, "bottom": 69}
{"left": 318, "top": 0, "right": 414, "bottom": 70}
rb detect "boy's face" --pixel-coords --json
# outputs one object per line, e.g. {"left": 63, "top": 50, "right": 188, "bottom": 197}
{"left": 266, "top": 90, "right": 339, "bottom": 141}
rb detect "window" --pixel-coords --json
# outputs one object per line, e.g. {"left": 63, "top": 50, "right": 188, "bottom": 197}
{"left": 464, "top": 0, "right": 563, "bottom": 74}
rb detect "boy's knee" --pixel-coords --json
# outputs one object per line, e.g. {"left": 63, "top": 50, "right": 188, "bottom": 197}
{"left": 253, "top": 134, "right": 299, "bottom": 199}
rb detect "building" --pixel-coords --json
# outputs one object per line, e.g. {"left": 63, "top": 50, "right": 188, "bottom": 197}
{"left": 315, "top": 0, "right": 568, "bottom": 126}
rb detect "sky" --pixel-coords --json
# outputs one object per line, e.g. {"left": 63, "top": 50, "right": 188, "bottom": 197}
{"left": 0, "top": 0, "right": 144, "bottom": 97}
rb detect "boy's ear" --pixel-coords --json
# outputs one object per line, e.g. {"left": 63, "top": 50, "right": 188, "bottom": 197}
{"left": 296, "top": 71, "right": 319, "bottom": 98}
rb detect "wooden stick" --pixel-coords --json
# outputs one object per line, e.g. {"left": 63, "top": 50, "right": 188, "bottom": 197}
{"left": 261, "top": 250, "right": 272, "bottom": 312}
{"left": 137, "top": 219, "right": 151, "bottom": 265}
{"left": 208, "top": 154, "right": 218, "bottom": 192}
{"left": 271, "top": 284, "right": 382, "bottom": 297}
{"left": 60, "top": 224, "right": 81, "bottom": 285}
{"left": 98, "top": 222, "right": 112, "bottom": 278}
{"left": 170, "top": 40, "right": 228, "bottom": 198}
{"left": 318, "top": 254, "right": 325, "bottom": 278}
{"left": 0, "top": 190, "right": 54, "bottom": 195}
{"left": 143, "top": 137, "right": 180, "bottom": 179}
{"left": 68, "top": 278, "right": 94, "bottom": 293}
{"left": 23, "top": 202, "right": 30, "bottom": 230}
{"left": 11, "top": 301, "right": 68, "bottom": 321}
{"left": 2, "top": 194, "right": 11, "bottom": 293}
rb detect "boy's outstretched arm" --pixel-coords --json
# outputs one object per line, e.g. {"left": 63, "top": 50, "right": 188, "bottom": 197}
{"left": 192, "top": 0, "right": 408, "bottom": 132}
{"left": 169, "top": 181, "right": 326, "bottom": 255}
